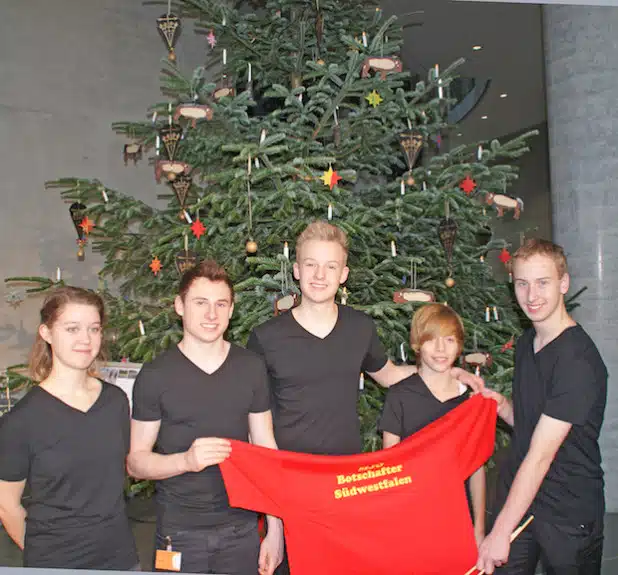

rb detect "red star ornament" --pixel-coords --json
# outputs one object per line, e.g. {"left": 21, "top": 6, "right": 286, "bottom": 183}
{"left": 501, "top": 337, "right": 515, "bottom": 353}
{"left": 80, "top": 216, "right": 95, "bottom": 235}
{"left": 191, "top": 219, "right": 206, "bottom": 239}
{"left": 459, "top": 175, "right": 477, "bottom": 195}
{"left": 149, "top": 256, "right": 162, "bottom": 276}
{"left": 498, "top": 248, "right": 512, "bottom": 264}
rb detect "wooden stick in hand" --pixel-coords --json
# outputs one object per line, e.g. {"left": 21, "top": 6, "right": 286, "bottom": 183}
{"left": 463, "top": 515, "right": 534, "bottom": 575}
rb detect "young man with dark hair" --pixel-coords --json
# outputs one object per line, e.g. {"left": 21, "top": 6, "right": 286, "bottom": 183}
{"left": 477, "top": 239, "right": 607, "bottom": 574}
{"left": 128, "top": 260, "right": 283, "bottom": 575}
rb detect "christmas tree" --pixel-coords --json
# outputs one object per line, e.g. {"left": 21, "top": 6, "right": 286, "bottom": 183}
{"left": 6, "top": 0, "right": 536, "bottom": 453}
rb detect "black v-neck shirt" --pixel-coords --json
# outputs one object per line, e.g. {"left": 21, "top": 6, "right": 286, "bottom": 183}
{"left": 247, "top": 305, "right": 388, "bottom": 455}
{"left": 502, "top": 325, "right": 607, "bottom": 522}
{"left": 379, "top": 373, "right": 470, "bottom": 440}
{"left": 132, "top": 343, "right": 270, "bottom": 530}
{"left": 0, "top": 382, "right": 137, "bottom": 569}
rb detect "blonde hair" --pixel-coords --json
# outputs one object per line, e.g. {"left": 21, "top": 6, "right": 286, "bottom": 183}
{"left": 295, "top": 221, "right": 349, "bottom": 260}
{"left": 410, "top": 304, "right": 465, "bottom": 360}
{"left": 29, "top": 286, "right": 106, "bottom": 382}
{"left": 512, "top": 238, "right": 568, "bottom": 277}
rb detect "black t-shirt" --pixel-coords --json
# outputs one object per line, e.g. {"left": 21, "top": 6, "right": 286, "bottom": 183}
{"left": 247, "top": 305, "right": 388, "bottom": 455}
{"left": 0, "top": 382, "right": 137, "bottom": 569}
{"left": 132, "top": 343, "right": 270, "bottom": 530}
{"left": 379, "top": 373, "right": 470, "bottom": 440}
{"left": 502, "top": 325, "right": 607, "bottom": 523}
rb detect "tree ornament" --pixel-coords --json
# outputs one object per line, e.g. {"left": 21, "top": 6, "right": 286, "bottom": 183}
{"left": 123, "top": 143, "right": 142, "bottom": 166}
{"left": 80, "top": 216, "right": 95, "bottom": 235}
{"left": 174, "top": 104, "right": 213, "bottom": 128}
{"left": 399, "top": 132, "right": 423, "bottom": 183}
{"left": 485, "top": 192, "right": 524, "bottom": 219}
{"left": 213, "top": 79, "right": 235, "bottom": 101}
{"left": 160, "top": 125, "right": 183, "bottom": 161}
{"left": 246, "top": 239, "right": 258, "bottom": 254}
{"left": 170, "top": 173, "right": 192, "bottom": 211}
{"left": 321, "top": 165, "right": 342, "bottom": 190}
{"left": 438, "top": 201, "right": 458, "bottom": 284}
{"left": 156, "top": 13, "right": 181, "bottom": 61}
{"left": 149, "top": 256, "right": 162, "bottom": 276}
{"left": 498, "top": 248, "right": 512, "bottom": 264}
{"left": 154, "top": 160, "right": 191, "bottom": 183}
{"left": 361, "top": 57, "right": 403, "bottom": 79}
{"left": 274, "top": 293, "right": 299, "bottom": 316}
{"left": 175, "top": 249, "right": 198, "bottom": 275}
{"left": 501, "top": 337, "right": 515, "bottom": 353}
{"left": 463, "top": 351, "right": 493, "bottom": 373}
{"left": 207, "top": 29, "right": 217, "bottom": 48}
{"left": 191, "top": 219, "right": 206, "bottom": 239}
{"left": 69, "top": 201, "right": 88, "bottom": 261}
{"left": 365, "top": 90, "right": 383, "bottom": 108}
{"left": 393, "top": 258, "right": 435, "bottom": 303}
{"left": 459, "top": 175, "right": 477, "bottom": 195}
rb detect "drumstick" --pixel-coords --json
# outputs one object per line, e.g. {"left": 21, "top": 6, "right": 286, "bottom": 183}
{"left": 463, "top": 515, "right": 534, "bottom": 575}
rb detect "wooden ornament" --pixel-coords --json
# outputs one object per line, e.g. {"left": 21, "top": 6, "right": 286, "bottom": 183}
{"left": 154, "top": 160, "right": 191, "bottom": 183}
{"left": 123, "top": 143, "right": 142, "bottom": 166}
{"left": 485, "top": 192, "right": 524, "bottom": 219}
{"left": 393, "top": 289, "right": 435, "bottom": 304}
{"left": 463, "top": 352, "right": 493, "bottom": 370}
{"left": 274, "top": 293, "right": 299, "bottom": 316}
{"left": 174, "top": 103, "right": 214, "bottom": 128}
{"left": 361, "top": 56, "right": 403, "bottom": 79}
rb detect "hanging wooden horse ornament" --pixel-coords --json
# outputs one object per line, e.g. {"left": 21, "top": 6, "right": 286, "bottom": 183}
{"left": 438, "top": 200, "right": 458, "bottom": 287}
{"left": 156, "top": 11, "right": 181, "bottom": 62}
{"left": 393, "top": 258, "right": 435, "bottom": 303}
{"left": 399, "top": 130, "right": 423, "bottom": 185}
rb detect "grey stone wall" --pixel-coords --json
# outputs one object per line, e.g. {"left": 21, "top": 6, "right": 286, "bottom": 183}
{"left": 0, "top": 0, "right": 203, "bottom": 367}
{"left": 544, "top": 5, "right": 618, "bottom": 512}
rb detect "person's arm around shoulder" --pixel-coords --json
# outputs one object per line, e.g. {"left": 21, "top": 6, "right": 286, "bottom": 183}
{"left": 0, "top": 479, "right": 26, "bottom": 549}
{"left": 127, "top": 419, "right": 231, "bottom": 480}
{"left": 248, "top": 411, "right": 283, "bottom": 575}
{"left": 476, "top": 414, "right": 571, "bottom": 573}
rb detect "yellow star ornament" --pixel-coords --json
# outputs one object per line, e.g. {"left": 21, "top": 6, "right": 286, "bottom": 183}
{"left": 365, "top": 90, "right": 383, "bottom": 108}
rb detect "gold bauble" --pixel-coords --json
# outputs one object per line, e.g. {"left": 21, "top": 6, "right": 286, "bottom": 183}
{"left": 316, "top": 59, "right": 325, "bottom": 65}
{"left": 77, "top": 246, "right": 85, "bottom": 261}
{"left": 168, "top": 49, "right": 177, "bottom": 62}
{"left": 246, "top": 240, "right": 258, "bottom": 254}
{"left": 167, "top": 172, "right": 177, "bottom": 182}
{"left": 445, "top": 277, "right": 455, "bottom": 288}
{"left": 406, "top": 175, "right": 415, "bottom": 186}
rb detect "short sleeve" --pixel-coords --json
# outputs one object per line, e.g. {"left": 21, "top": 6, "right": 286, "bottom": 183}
{"left": 0, "top": 410, "right": 30, "bottom": 481}
{"left": 246, "top": 329, "right": 264, "bottom": 357}
{"left": 378, "top": 389, "right": 404, "bottom": 436}
{"left": 250, "top": 357, "right": 271, "bottom": 413}
{"left": 544, "top": 353, "right": 602, "bottom": 426}
{"left": 131, "top": 366, "right": 163, "bottom": 421}
{"left": 220, "top": 440, "right": 283, "bottom": 517}
{"left": 362, "top": 319, "right": 388, "bottom": 373}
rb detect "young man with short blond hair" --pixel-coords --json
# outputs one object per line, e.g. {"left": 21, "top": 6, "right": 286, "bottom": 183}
{"left": 478, "top": 239, "right": 607, "bottom": 575}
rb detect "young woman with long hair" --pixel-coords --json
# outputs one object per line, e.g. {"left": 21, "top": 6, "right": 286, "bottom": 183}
{"left": 0, "top": 286, "right": 138, "bottom": 569}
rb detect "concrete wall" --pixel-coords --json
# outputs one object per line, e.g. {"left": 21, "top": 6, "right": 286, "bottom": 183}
{"left": 0, "top": 0, "right": 203, "bottom": 367}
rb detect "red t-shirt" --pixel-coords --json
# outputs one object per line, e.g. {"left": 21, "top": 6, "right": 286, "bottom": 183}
{"left": 220, "top": 395, "right": 496, "bottom": 575}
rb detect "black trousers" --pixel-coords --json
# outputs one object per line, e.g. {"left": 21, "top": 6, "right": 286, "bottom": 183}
{"left": 496, "top": 516, "right": 604, "bottom": 575}
{"left": 155, "top": 516, "right": 260, "bottom": 574}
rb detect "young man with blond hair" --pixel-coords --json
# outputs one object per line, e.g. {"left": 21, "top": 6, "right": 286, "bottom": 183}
{"left": 477, "top": 239, "right": 607, "bottom": 574}
{"left": 248, "top": 220, "right": 481, "bottom": 573}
